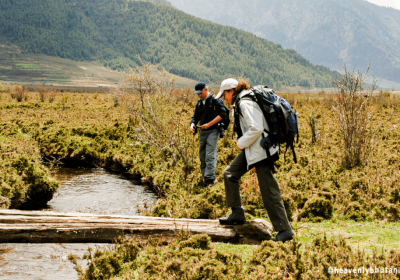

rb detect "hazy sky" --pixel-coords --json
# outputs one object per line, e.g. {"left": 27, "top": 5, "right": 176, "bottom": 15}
{"left": 365, "top": 0, "right": 400, "bottom": 10}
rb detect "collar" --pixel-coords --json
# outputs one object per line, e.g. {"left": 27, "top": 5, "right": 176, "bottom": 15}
{"left": 238, "top": 90, "right": 253, "bottom": 99}
{"left": 199, "top": 93, "right": 214, "bottom": 104}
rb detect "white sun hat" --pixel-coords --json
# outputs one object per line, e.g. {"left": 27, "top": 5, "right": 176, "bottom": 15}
{"left": 215, "top": 78, "right": 238, "bottom": 99}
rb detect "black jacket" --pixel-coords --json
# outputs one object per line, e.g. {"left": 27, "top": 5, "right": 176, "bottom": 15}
{"left": 190, "top": 94, "right": 227, "bottom": 130}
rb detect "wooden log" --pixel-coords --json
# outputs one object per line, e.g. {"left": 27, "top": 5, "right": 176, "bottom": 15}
{"left": 0, "top": 210, "right": 273, "bottom": 244}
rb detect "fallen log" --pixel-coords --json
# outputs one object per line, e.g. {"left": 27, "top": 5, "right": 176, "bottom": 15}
{"left": 0, "top": 210, "right": 273, "bottom": 244}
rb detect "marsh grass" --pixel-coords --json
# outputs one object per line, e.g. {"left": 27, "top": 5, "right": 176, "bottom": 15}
{"left": 1, "top": 85, "right": 400, "bottom": 221}
{"left": 2, "top": 82, "right": 400, "bottom": 277}
{"left": 295, "top": 220, "right": 400, "bottom": 255}
{"left": 0, "top": 134, "right": 58, "bottom": 209}
{"left": 69, "top": 228, "right": 400, "bottom": 279}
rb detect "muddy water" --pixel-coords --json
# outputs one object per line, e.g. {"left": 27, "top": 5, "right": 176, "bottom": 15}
{"left": 0, "top": 168, "right": 158, "bottom": 280}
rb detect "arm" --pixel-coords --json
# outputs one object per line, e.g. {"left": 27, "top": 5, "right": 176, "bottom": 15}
{"left": 200, "top": 115, "right": 222, "bottom": 129}
{"left": 200, "top": 98, "right": 225, "bottom": 129}
{"left": 190, "top": 102, "right": 199, "bottom": 132}
{"left": 236, "top": 101, "right": 264, "bottom": 149}
{"left": 215, "top": 98, "right": 228, "bottom": 120}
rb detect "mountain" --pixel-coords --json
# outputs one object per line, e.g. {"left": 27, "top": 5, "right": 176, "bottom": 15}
{"left": 167, "top": 0, "right": 400, "bottom": 88}
{"left": 0, "top": 0, "right": 339, "bottom": 89}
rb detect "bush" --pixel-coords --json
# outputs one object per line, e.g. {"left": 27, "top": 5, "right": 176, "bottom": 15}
{"left": 298, "top": 196, "right": 333, "bottom": 221}
{"left": 307, "top": 111, "right": 320, "bottom": 144}
{"left": 38, "top": 86, "right": 58, "bottom": 103}
{"left": 332, "top": 66, "right": 372, "bottom": 168}
{"left": 332, "top": 65, "right": 383, "bottom": 169}
{"left": 0, "top": 138, "right": 59, "bottom": 209}
{"left": 10, "top": 85, "right": 27, "bottom": 102}
{"left": 344, "top": 201, "right": 370, "bottom": 221}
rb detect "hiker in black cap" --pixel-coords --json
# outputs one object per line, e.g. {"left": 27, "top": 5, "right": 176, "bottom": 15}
{"left": 190, "top": 82, "right": 225, "bottom": 187}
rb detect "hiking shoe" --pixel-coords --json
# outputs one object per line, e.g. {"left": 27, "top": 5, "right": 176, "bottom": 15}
{"left": 272, "top": 229, "right": 295, "bottom": 243}
{"left": 204, "top": 179, "right": 214, "bottom": 187}
{"left": 219, "top": 207, "right": 246, "bottom": 225}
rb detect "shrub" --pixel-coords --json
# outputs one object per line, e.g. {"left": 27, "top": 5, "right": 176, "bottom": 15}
{"left": 307, "top": 111, "right": 320, "bottom": 144}
{"left": 10, "top": 85, "right": 27, "bottom": 102}
{"left": 38, "top": 86, "right": 57, "bottom": 103}
{"left": 123, "top": 55, "right": 175, "bottom": 109}
{"left": 298, "top": 196, "right": 333, "bottom": 221}
{"left": 124, "top": 61, "right": 197, "bottom": 180}
{"left": 0, "top": 138, "right": 59, "bottom": 209}
{"left": 344, "top": 201, "right": 370, "bottom": 221}
{"left": 332, "top": 65, "right": 378, "bottom": 168}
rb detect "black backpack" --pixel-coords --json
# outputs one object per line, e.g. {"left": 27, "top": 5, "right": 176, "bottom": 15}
{"left": 212, "top": 97, "right": 230, "bottom": 130}
{"left": 234, "top": 85, "right": 299, "bottom": 163}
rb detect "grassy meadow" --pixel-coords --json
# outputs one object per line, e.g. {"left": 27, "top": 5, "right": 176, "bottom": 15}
{"left": 1, "top": 80, "right": 400, "bottom": 278}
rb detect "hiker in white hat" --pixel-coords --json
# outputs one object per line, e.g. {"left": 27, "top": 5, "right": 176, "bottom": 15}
{"left": 217, "top": 78, "right": 294, "bottom": 243}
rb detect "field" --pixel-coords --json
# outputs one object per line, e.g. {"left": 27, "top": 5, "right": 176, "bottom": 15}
{"left": 0, "top": 42, "right": 197, "bottom": 89}
{"left": 1, "top": 77, "right": 400, "bottom": 278}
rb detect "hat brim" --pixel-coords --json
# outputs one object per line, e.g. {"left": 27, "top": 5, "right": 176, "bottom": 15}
{"left": 194, "top": 90, "right": 202, "bottom": 94}
{"left": 215, "top": 90, "right": 224, "bottom": 99}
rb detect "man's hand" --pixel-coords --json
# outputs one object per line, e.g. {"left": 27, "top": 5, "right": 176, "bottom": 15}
{"left": 190, "top": 123, "right": 195, "bottom": 133}
{"left": 199, "top": 123, "right": 211, "bottom": 130}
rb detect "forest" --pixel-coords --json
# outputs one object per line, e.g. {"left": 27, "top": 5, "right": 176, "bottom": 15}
{"left": 0, "top": 0, "right": 340, "bottom": 88}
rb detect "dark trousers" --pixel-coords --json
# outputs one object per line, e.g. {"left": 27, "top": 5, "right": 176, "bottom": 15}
{"left": 223, "top": 151, "right": 292, "bottom": 232}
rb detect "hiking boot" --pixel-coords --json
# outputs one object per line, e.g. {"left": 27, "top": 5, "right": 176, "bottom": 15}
{"left": 204, "top": 179, "right": 214, "bottom": 187}
{"left": 272, "top": 229, "right": 295, "bottom": 243}
{"left": 219, "top": 207, "right": 246, "bottom": 225}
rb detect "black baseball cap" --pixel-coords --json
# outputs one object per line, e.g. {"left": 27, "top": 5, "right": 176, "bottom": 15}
{"left": 194, "top": 82, "right": 206, "bottom": 94}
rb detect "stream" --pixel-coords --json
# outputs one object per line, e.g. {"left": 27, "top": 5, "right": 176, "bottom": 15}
{"left": 0, "top": 168, "right": 159, "bottom": 280}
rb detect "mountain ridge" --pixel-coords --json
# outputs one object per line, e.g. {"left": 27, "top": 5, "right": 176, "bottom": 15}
{"left": 167, "top": 0, "right": 400, "bottom": 87}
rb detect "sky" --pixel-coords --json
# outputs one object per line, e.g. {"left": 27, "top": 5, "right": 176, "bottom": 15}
{"left": 364, "top": 0, "right": 400, "bottom": 10}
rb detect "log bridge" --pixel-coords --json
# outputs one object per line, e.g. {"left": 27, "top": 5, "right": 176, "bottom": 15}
{"left": 0, "top": 210, "right": 273, "bottom": 244}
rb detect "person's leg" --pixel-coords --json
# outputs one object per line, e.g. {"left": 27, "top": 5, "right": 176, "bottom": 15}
{"left": 224, "top": 151, "right": 248, "bottom": 208}
{"left": 219, "top": 151, "right": 249, "bottom": 225}
{"left": 203, "top": 129, "right": 219, "bottom": 182}
{"left": 198, "top": 129, "right": 207, "bottom": 178}
{"left": 255, "top": 164, "right": 292, "bottom": 232}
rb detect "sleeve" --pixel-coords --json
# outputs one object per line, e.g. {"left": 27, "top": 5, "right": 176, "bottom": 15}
{"left": 215, "top": 98, "right": 227, "bottom": 120}
{"left": 236, "top": 101, "right": 264, "bottom": 149}
{"left": 190, "top": 101, "right": 199, "bottom": 125}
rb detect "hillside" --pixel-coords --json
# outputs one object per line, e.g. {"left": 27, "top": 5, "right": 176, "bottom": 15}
{"left": 0, "top": 42, "right": 196, "bottom": 89}
{"left": 168, "top": 0, "right": 400, "bottom": 88}
{"left": 0, "top": 0, "right": 340, "bottom": 89}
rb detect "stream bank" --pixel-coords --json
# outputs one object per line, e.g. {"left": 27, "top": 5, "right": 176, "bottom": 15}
{"left": 0, "top": 167, "right": 158, "bottom": 280}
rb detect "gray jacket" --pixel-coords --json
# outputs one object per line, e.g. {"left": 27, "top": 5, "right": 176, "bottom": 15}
{"left": 235, "top": 90, "right": 279, "bottom": 168}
